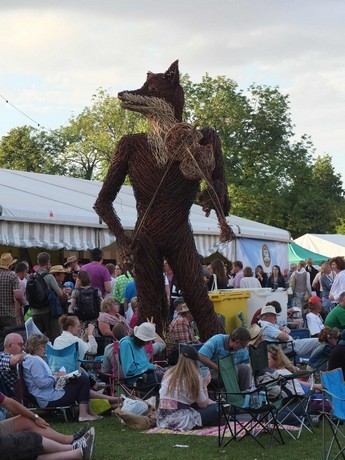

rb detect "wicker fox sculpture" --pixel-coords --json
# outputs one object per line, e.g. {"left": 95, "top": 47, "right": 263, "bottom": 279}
{"left": 94, "top": 61, "right": 234, "bottom": 340}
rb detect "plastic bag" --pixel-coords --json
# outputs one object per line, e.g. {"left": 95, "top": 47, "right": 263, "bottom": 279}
{"left": 90, "top": 399, "right": 111, "bottom": 415}
{"left": 122, "top": 397, "right": 148, "bottom": 415}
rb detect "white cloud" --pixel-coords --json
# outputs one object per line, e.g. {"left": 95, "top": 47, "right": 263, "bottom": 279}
{"left": 0, "top": 0, "right": 344, "bottom": 182}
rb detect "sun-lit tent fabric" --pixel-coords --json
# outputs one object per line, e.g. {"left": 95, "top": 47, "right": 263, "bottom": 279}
{"left": 0, "top": 169, "right": 290, "bottom": 258}
{"left": 288, "top": 242, "right": 329, "bottom": 265}
{"left": 207, "top": 216, "right": 290, "bottom": 272}
{"left": 294, "top": 234, "right": 345, "bottom": 258}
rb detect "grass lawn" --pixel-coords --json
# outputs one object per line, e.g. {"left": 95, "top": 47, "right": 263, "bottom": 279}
{"left": 50, "top": 413, "right": 327, "bottom": 460}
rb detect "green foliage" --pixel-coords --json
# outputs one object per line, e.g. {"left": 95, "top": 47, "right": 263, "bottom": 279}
{"left": 56, "top": 88, "right": 147, "bottom": 180}
{"left": 1, "top": 78, "right": 344, "bottom": 237}
{"left": 0, "top": 125, "right": 67, "bottom": 175}
{"left": 182, "top": 75, "right": 344, "bottom": 238}
{"left": 336, "top": 218, "right": 345, "bottom": 234}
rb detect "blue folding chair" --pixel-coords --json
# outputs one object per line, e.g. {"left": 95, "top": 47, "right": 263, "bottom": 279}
{"left": 321, "top": 368, "right": 345, "bottom": 460}
{"left": 289, "top": 328, "right": 311, "bottom": 364}
{"left": 46, "top": 342, "right": 79, "bottom": 374}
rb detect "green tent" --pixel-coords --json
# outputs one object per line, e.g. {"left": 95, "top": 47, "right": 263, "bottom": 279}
{"left": 288, "top": 242, "right": 328, "bottom": 265}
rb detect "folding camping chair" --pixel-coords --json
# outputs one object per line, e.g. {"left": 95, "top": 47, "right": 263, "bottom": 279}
{"left": 250, "top": 341, "right": 315, "bottom": 440}
{"left": 45, "top": 342, "right": 79, "bottom": 374}
{"left": 118, "top": 344, "right": 162, "bottom": 401}
{"left": 321, "top": 368, "right": 345, "bottom": 460}
{"left": 290, "top": 328, "right": 312, "bottom": 364}
{"left": 98, "top": 341, "right": 136, "bottom": 398}
{"left": 217, "top": 353, "right": 284, "bottom": 448}
{"left": 46, "top": 341, "right": 105, "bottom": 391}
{"left": 14, "top": 362, "right": 76, "bottom": 422}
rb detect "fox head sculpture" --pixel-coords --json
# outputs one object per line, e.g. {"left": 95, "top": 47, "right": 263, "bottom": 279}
{"left": 118, "top": 60, "right": 184, "bottom": 122}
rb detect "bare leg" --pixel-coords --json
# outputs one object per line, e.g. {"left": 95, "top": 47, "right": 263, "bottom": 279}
{"left": 90, "top": 389, "right": 120, "bottom": 406}
{"left": 12, "top": 416, "right": 73, "bottom": 444}
{"left": 37, "top": 437, "right": 82, "bottom": 459}
{"left": 78, "top": 402, "right": 93, "bottom": 418}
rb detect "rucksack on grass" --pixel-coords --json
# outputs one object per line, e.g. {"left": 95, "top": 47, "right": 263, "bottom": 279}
{"left": 26, "top": 272, "right": 49, "bottom": 309}
{"left": 75, "top": 287, "right": 100, "bottom": 321}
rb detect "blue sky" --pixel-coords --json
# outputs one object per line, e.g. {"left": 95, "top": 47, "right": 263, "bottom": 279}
{"left": 1, "top": 0, "right": 344, "bottom": 184}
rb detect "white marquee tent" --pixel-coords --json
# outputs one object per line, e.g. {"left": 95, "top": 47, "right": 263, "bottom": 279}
{"left": 0, "top": 169, "right": 290, "bottom": 269}
{"left": 294, "top": 234, "right": 345, "bottom": 258}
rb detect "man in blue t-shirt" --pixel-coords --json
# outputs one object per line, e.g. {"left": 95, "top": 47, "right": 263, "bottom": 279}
{"left": 198, "top": 327, "right": 251, "bottom": 390}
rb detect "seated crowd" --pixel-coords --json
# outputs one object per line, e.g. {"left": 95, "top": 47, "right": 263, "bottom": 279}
{"left": 1, "top": 249, "right": 345, "bottom": 458}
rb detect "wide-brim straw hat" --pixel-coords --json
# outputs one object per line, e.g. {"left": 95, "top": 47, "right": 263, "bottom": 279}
{"left": 178, "top": 304, "right": 190, "bottom": 313}
{"left": 247, "top": 324, "right": 263, "bottom": 346}
{"left": 64, "top": 256, "right": 78, "bottom": 267}
{"left": 258, "top": 305, "right": 279, "bottom": 318}
{"left": 0, "top": 253, "right": 17, "bottom": 269}
{"left": 50, "top": 265, "right": 67, "bottom": 274}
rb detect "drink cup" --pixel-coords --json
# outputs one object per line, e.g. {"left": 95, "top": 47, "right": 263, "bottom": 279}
{"left": 200, "top": 367, "right": 210, "bottom": 378}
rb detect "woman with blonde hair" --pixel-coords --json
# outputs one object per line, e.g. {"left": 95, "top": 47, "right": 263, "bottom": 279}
{"left": 157, "top": 345, "right": 217, "bottom": 431}
{"left": 98, "top": 297, "right": 132, "bottom": 337}
{"left": 267, "top": 345, "right": 320, "bottom": 394}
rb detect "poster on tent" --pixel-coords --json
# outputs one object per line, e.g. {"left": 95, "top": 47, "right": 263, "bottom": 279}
{"left": 236, "top": 239, "right": 289, "bottom": 275}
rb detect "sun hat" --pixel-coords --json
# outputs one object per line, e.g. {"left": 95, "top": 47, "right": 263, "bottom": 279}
{"left": 247, "top": 324, "right": 263, "bottom": 346}
{"left": 178, "top": 304, "right": 190, "bottom": 314}
{"left": 0, "top": 253, "right": 18, "bottom": 269}
{"left": 181, "top": 345, "right": 199, "bottom": 360}
{"left": 258, "top": 305, "right": 279, "bottom": 318}
{"left": 64, "top": 256, "right": 78, "bottom": 267}
{"left": 133, "top": 322, "right": 156, "bottom": 341}
{"left": 308, "top": 295, "right": 321, "bottom": 305}
{"left": 50, "top": 265, "right": 67, "bottom": 274}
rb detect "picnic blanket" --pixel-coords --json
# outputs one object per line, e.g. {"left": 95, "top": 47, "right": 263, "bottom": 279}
{"left": 144, "top": 423, "right": 298, "bottom": 437}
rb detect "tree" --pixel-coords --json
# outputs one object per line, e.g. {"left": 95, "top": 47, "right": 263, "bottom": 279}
{"left": 182, "top": 74, "right": 344, "bottom": 237}
{"left": 1, "top": 77, "right": 344, "bottom": 236}
{"left": 0, "top": 125, "right": 66, "bottom": 175}
{"left": 57, "top": 89, "right": 147, "bottom": 180}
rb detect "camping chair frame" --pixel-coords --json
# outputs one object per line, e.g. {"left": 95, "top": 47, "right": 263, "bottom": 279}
{"left": 249, "top": 342, "right": 315, "bottom": 440}
{"left": 118, "top": 341, "right": 165, "bottom": 401}
{"left": 274, "top": 373, "right": 315, "bottom": 440}
{"left": 217, "top": 354, "right": 284, "bottom": 448}
{"left": 321, "top": 368, "right": 345, "bottom": 460}
{"left": 98, "top": 342, "right": 136, "bottom": 398}
{"left": 14, "top": 363, "right": 76, "bottom": 422}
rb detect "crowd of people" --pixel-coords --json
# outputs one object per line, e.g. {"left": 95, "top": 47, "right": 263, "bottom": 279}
{"left": 1, "top": 247, "right": 345, "bottom": 458}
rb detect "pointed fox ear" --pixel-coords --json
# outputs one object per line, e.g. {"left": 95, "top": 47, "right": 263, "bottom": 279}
{"left": 164, "top": 60, "right": 179, "bottom": 84}
{"left": 146, "top": 71, "right": 154, "bottom": 81}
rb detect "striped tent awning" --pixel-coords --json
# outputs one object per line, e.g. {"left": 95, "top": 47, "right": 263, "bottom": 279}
{"left": 0, "top": 221, "right": 115, "bottom": 251}
{"left": 194, "top": 234, "right": 223, "bottom": 257}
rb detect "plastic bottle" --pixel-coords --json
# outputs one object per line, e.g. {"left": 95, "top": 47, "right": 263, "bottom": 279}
{"left": 250, "top": 385, "right": 259, "bottom": 408}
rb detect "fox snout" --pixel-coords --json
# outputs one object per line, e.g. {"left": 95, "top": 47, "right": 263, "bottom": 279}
{"left": 117, "top": 61, "right": 184, "bottom": 122}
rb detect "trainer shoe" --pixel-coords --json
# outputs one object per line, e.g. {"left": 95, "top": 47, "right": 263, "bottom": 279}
{"left": 82, "top": 430, "right": 95, "bottom": 460}
{"left": 73, "top": 427, "right": 95, "bottom": 449}
{"left": 73, "top": 422, "right": 91, "bottom": 441}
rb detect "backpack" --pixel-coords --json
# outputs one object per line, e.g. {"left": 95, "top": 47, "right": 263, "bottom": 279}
{"left": 26, "top": 272, "right": 49, "bottom": 309}
{"left": 74, "top": 287, "right": 100, "bottom": 321}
